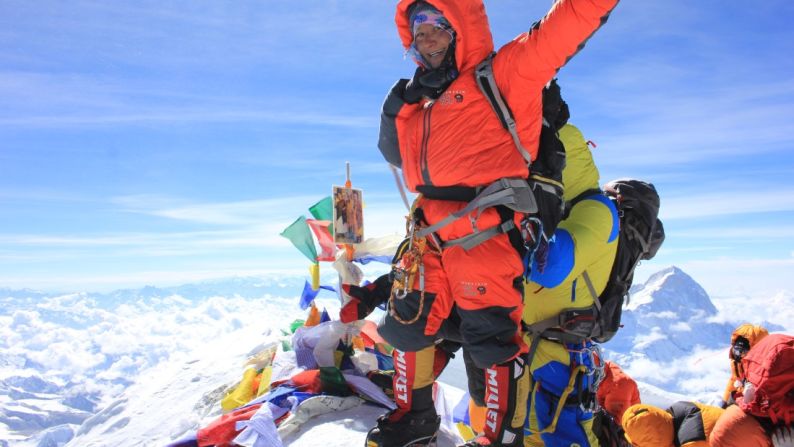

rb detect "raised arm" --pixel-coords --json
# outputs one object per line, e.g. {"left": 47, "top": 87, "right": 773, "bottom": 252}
{"left": 495, "top": 0, "right": 620, "bottom": 89}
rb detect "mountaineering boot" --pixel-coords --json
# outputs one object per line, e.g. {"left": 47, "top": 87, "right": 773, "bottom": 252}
{"left": 460, "top": 355, "right": 529, "bottom": 447}
{"left": 365, "top": 406, "right": 441, "bottom": 447}
{"left": 367, "top": 346, "right": 443, "bottom": 447}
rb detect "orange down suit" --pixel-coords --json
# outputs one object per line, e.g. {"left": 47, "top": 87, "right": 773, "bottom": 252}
{"left": 379, "top": 0, "right": 620, "bottom": 369}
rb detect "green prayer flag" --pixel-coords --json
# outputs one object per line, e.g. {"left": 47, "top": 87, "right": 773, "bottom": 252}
{"left": 309, "top": 196, "right": 334, "bottom": 234}
{"left": 289, "top": 319, "right": 305, "bottom": 333}
{"left": 319, "top": 366, "right": 352, "bottom": 397}
{"left": 280, "top": 216, "right": 318, "bottom": 262}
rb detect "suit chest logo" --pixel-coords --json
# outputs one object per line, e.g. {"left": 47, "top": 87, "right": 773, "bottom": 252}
{"left": 437, "top": 89, "right": 465, "bottom": 105}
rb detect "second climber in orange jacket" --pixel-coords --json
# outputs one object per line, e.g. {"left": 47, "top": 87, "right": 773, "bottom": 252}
{"left": 721, "top": 323, "right": 769, "bottom": 408}
{"left": 596, "top": 360, "right": 641, "bottom": 427}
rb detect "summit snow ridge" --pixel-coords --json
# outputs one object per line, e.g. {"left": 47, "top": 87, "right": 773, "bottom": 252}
{"left": 1, "top": 268, "right": 792, "bottom": 446}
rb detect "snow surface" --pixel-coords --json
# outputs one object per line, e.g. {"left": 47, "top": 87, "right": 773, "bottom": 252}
{"left": 1, "top": 267, "right": 792, "bottom": 446}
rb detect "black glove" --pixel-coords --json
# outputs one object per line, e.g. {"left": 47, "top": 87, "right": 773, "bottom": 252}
{"left": 542, "top": 79, "right": 570, "bottom": 131}
{"left": 528, "top": 118, "right": 566, "bottom": 241}
{"left": 403, "top": 67, "right": 440, "bottom": 103}
{"left": 528, "top": 174, "right": 564, "bottom": 241}
{"left": 339, "top": 274, "right": 393, "bottom": 323}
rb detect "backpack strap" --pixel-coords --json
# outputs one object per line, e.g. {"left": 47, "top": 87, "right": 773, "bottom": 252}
{"left": 475, "top": 53, "right": 533, "bottom": 167}
{"left": 582, "top": 270, "right": 602, "bottom": 312}
{"left": 523, "top": 307, "right": 598, "bottom": 346}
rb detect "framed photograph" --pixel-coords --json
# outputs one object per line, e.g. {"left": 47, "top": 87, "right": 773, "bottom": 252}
{"left": 332, "top": 186, "right": 364, "bottom": 244}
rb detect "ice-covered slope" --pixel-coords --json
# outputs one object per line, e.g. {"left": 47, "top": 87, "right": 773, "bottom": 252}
{"left": 0, "top": 276, "right": 327, "bottom": 446}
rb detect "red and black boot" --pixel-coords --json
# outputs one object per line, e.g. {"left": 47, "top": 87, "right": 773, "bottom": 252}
{"left": 458, "top": 355, "right": 529, "bottom": 447}
{"left": 365, "top": 346, "right": 450, "bottom": 447}
{"left": 365, "top": 384, "right": 440, "bottom": 447}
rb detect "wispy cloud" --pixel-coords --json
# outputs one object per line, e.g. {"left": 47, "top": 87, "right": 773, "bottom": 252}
{"left": 0, "top": 228, "right": 285, "bottom": 249}
{"left": 0, "top": 187, "right": 93, "bottom": 203}
{"left": 0, "top": 266, "right": 305, "bottom": 292}
{"left": 111, "top": 194, "right": 321, "bottom": 225}
{"left": 661, "top": 189, "right": 794, "bottom": 220}
{"left": 580, "top": 79, "right": 794, "bottom": 169}
{"left": 0, "top": 86, "right": 372, "bottom": 129}
{"left": 655, "top": 246, "right": 732, "bottom": 255}
{"left": 674, "top": 225, "right": 794, "bottom": 239}
{"left": 0, "top": 192, "right": 408, "bottom": 272}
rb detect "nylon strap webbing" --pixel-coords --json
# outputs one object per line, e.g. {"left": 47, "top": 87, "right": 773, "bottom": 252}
{"left": 475, "top": 53, "right": 533, "bottom": 167}
{"left": 442, "top": 220, "right": 516, "bottom": 251}
{"left": 416, "top": 178, "right": 536, "bottom": 239}
{"left": 582, "top": 271, "right": 601, "bottom": 311}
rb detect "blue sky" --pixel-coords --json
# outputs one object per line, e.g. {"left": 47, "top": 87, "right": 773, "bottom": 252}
{"left": 1, "top": 0, "right": 793, "bottom": 296}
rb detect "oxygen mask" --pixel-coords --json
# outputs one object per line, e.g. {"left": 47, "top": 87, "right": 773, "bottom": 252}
{"left": 731, "top": 336, "right": 751, "bottom": 361}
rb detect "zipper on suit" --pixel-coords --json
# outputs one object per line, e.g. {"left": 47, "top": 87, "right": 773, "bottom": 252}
{"left": 420, "top": 102, "right": 435, "bottom": 185}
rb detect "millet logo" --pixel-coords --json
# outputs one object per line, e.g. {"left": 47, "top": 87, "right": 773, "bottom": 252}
{"left": 394, "top": 349, "right": 409, "bottom": 406}
{"left": 485, "top": 368, "right": 500, "bottom": 433}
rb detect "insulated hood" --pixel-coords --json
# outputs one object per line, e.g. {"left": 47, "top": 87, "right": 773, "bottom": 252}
{"left": 396, "top": 0, "right": 494, "bottom": 72}
{"left": 731, "top": 324, "right": 769, "bottom": 348}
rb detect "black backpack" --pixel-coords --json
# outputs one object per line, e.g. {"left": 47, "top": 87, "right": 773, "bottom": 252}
{"left": 525, "top": 178, "right": 665, "bottom": 346}
{"left": 590, "top": 178, "right": 665, "bottom": 342}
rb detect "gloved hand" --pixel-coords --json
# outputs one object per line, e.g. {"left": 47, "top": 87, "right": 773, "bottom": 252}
{"left": 403, "top": 67, "right": 438, "bottom": 103}
{"left": 339, "top": 274, "right": 393, "bottom": 323}
{"left": 528, "top": 174, "right": 564, "bottom": 241}
{"left": 772, "top": 425, "right": 794, "bottom": 447}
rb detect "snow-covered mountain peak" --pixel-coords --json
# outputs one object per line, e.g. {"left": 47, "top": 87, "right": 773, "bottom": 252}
{"left": 627, "top": 265, "right": 717, "bottom": 317}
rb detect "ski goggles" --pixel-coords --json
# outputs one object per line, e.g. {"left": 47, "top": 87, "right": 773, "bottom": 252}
{"left": 411, "top": 8, "right": 451, "bottom": 38}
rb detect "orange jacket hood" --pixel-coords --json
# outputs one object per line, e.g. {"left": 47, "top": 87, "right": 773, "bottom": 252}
{"left": 622, "top": 404, "right": 675, "bottom": 447}
{"left": 731, "top": 324, "right": 769, "bottom": 348}
{"left": 395, "top": 0, "right": 494, "bottom": 73}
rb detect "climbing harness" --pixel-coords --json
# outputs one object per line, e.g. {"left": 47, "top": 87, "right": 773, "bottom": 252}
{"left": 531, "top": 342, "right": 605, "bottom": 435}
{"left": 415, "top": 177, "right": 538, "bottom": 252}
